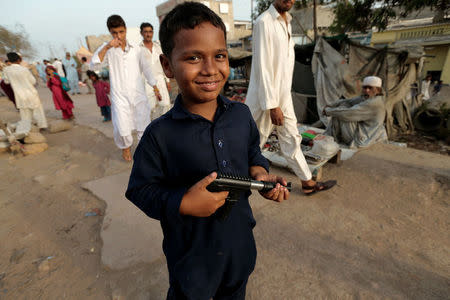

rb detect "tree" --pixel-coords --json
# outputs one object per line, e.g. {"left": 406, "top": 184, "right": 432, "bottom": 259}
{"left": 389, "top": 0, "right": 450, "bottom": 23}
{"left": 252, "top": 0, "right": 272, "bottom": 20}
{"left": 0, "top": 24, "right": 34, "bottom": 58}
{"left": 330, "top": 0, "right": 450, "bottom": 34}
{"left": 253, "top": 0, "right": 335, "bottom": 19}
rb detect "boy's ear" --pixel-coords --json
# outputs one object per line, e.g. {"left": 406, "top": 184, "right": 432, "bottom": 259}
{"left": 160, "top": 54, "right": 174, "bottom": 78}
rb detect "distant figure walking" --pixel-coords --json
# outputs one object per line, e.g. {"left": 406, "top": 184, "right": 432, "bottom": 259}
{"left": 88, "top": 70, "right": 111, "bottom": 122}
{"left": 45, "top": 65, "right": 74, "bottom": 120}
{"left": 91, "top": 14, "right": 160, "bottom": 161}
{"left": 3, "top": 52, "right": 48, "bottom": 129}
{"left": 0, "top": 60, "right": 16, "bottom": 108}
{"left": 52, "top": 58, "right": 65, "bottom": 78}
{"left": 80, "top": 57, "right": 94, "bottom": 94}
{"left": 62, "top": 52, "right": 80, "bottom": 95}
{"left": 421, "top": 74, "right": 432, "bottom": 101}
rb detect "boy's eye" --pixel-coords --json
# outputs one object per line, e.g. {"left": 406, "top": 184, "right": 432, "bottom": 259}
{"left": 216, "top": 54, "right": 227, "bottom": 60}
{"left": 187, "top": 56, "right": 200, "bottom": 62}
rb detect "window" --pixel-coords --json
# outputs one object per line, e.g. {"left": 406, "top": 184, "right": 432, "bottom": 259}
{"left": 219, "top": 3, "right": 229, "bottom": 14}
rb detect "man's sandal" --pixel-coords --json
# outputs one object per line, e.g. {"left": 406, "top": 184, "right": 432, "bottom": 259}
{"left": 302, "top": 180, "right": 337, "bottom": 196}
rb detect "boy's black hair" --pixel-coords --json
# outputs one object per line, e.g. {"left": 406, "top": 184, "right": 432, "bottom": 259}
{"left": 159, "top": 2, "right": 227, "bottom": 57}
{"left": 7, "top": 52, "right": 20, "bottom": 63}
{"left": 87, "top": 70, "right": 99, "bottom": 80}
{"left": 140, "top": 22, "right": 153, "bottom": 31}
{"left": 81, "top": 57, "right": 87, "bottom": 62}
{"left": 107, "top": 15, "right": 126, "bottom": 30}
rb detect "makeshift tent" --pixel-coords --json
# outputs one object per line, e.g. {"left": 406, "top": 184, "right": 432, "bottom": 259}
{"left": 296, "top": 36, "right": 424, "bottom": 138}
{"left": 75, "top": 46, "right": 93, "bottom": 64}
{"left": 228, "top": 48, "right": 252, "bottom": 67}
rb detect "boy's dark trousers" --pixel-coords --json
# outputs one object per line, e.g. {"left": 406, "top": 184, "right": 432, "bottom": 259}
{"left": 166, "top": 279, "right": 248, "bottom": 300}
{"left": 100, "top": 105, "right": 111, "bottom": 120}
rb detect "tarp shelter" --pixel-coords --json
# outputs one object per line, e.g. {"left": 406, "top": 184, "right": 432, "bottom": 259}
{"left": 76, "top": 46, "right": 93, "bottom": 64}
{"left": 293, "top": 36, "right": 424, "bottom": 138}
{"left": 228, "top": 48, "right": 252, "bottom": 80}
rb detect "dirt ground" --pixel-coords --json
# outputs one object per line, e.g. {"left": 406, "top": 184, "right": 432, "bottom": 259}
{"left": 0, "top": 87, "right": 449, "bottom": 299}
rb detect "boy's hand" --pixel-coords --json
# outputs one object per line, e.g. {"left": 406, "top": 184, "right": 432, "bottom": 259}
{"left": 179, "top": 172, "right": 228, "bottom": 217}
{"left": 109, "top": 38, "right": 122, "bottom": 48}
{"left": 254, "top": 173, "right": 290, "bottom": 202}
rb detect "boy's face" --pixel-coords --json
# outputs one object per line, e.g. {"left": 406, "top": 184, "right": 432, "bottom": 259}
{"left": 109, "top": 26, "right": 127, "bottom": 44}
{"left": 89, "top": 75, "right": 96, "bottom": 81}
{"left": 160, "top": 22, "right": 229, "bottom": 104}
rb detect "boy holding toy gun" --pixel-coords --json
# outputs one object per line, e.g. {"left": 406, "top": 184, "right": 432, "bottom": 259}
{"left": 126, "top": 3, "right": 290, "bottom": 299}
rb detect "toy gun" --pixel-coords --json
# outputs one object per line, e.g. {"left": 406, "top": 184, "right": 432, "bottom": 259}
{"left": 207, "top": 173, "right": 292, "bottom": 221}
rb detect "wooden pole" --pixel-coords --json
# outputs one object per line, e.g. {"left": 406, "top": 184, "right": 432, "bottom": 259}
{"left": 313, "top": 0, "right": 318, "bottom": 42}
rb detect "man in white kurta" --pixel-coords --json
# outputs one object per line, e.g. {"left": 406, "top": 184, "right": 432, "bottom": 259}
{"left": 52, "top": 59, "right": 65, "bottom": 77}
{"left": 139, "top": 22, "right": 171, "bottom": 120}
{"left": 62, "top": 52, "right": 81, "bottom": 95}
{"left": 246, "top": 0, "right": 334, "bottom": 194}
{"left": 80, "top": 57, "right": 93, "bottom": 94}
{"left": 91, "top": 15, "right": 160, "bottom": 161}
{"left": 3, "top": 52, "right": 47, "bottom": 129}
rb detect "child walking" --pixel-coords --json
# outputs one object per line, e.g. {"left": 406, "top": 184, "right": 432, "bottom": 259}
{"left": 45, "top": 65, "right": 74, "bottom": 120}
{"left": 126, "top": 3, "right": 290, "bottom": 299}
{"left": 87, "top": 70, "right": 111, "bottom": 122}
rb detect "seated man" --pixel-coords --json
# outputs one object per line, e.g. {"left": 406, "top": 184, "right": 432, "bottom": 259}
{"left": 324, "top": 76, "right": 387, "bottom": 148}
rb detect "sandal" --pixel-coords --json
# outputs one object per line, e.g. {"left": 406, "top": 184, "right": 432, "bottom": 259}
{"left": 302, "top": 180, "right": 337, "bottom": 196}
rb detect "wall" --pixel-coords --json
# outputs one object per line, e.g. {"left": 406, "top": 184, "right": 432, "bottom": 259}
{"left": 156, "top": 0, "right": 237, "bottom": 40}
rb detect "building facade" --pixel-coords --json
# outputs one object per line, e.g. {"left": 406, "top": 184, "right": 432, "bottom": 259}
{"left": 371, "top": 19, "right": 450, "bottom": 84}
{"left": 156, "top": 0, "right": 250, "bottom": 42}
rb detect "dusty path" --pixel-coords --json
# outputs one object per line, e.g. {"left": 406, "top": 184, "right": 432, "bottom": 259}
{"left": 0, "top": 87, "right": 449, "bottom": 299}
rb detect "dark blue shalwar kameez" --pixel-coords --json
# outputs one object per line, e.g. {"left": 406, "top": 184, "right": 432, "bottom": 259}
{"left": 126, "top": 95, "right": 269, "bottom": 300}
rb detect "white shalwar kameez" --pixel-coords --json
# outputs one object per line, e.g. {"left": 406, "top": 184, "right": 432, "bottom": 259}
{"left": 92, "top": 41, "right": 157, "bottom": 149}
{"left": 3, "top": 64, "right": 48, "bottom": 128}
{"left": 246, "top": 4, "right": 311, "bottom": 181}
{"left": 52, "top": 60, "right": 65, "bottom": 78}
{"left": 139, "top": 41, "right": 171, "bottom": 119}
{"left": 62, "top": 57, "right": 80, "bottom": 94}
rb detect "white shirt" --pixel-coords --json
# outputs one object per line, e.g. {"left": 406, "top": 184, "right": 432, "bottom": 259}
{"left": 421, "top": 79, "right": 431, "bottom": 100}
{"left": 52, "top": 60, "right": 65, "bottom": 77}
{"left": 246, "top": 4, "right": 296, "bottom": 119}
{"left": 139, "top": 41, "right": 169, "bottom": 83}
{"left": 3, "top": 64, "right": 41, "bottom": 109}
{"left": 91, "top": 41, "right": 157, "bottom": 136}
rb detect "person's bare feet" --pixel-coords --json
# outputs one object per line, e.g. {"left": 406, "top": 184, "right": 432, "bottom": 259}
{"left": 122, "top": 147, "right": 132, "bottom": 161}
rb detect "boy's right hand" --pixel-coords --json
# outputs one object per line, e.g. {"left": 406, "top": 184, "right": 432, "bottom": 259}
{"left": 108, "top": 38, "right": 122, "bottom": 49}
{"left": 179, "top": 172, "right": 228, "bottom": 217}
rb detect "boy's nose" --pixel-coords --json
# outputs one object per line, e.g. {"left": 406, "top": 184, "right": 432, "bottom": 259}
{"left": 201, "top": 58, "right": 218, "bottom": 75}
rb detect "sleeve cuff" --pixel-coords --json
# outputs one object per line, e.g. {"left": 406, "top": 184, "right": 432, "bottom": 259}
{"left": 166, "top": 187, "right": 189, "bottom": 225}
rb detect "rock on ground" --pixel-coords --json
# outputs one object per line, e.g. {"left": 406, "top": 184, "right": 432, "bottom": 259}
{"left": 21, "top": 143, "right": 48, "bottom": 155}
{"left": 24, "top": 132, "right": 47, "bottom": 144}
{"left": 49, "top": 120, "right": 73, "bottom": 133}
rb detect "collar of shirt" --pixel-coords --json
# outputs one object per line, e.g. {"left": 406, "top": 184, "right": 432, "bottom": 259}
{"left": 170, "top": 94, "right": 232, "bottom": 121}
{"left": 122, "top": 40, "right": 133, "bottom": 53}
{"left": 268, "top": 4, "right": 292, "bottom": 23}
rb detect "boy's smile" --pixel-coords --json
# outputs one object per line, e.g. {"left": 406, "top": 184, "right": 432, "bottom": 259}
{"left": 161, "top": 22, "right": 229, "bottom": 105}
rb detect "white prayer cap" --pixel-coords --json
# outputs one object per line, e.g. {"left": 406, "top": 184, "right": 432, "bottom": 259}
{"left": 363, "top": 76, "right": 382, "bottom": 87}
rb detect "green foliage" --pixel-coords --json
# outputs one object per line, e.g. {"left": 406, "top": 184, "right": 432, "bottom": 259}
{"left": 330, "top": 0, "right": 396, "bottom": 33}
{"left": 253, "top": 0, "right": 448, "bottom": 33}
{"left": 0, "top": 24, "right": 34, "bottom": 58}
{"left": 330, "top": 0, "right": 449, "bottom": 34}
{"left": 252, "top": 0, "right": 273, "bottom": 20}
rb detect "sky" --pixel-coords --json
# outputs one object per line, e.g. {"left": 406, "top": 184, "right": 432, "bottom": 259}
{"left": 2, "top": 0, "right": 253, "bottom": 61}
